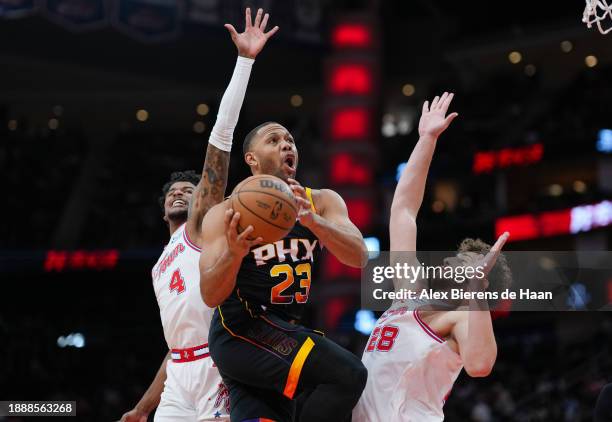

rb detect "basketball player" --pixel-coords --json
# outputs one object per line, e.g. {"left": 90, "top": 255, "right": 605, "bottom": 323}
{"left": 198, "top": 122, "right": 369, "bottom": 421}
{"left": 352, "top": 92, "right": 512, "bottom": 422}
{"left": 120, "top": 8, "right": 279, "bottom": 422}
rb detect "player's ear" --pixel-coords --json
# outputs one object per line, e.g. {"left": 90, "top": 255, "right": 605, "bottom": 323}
{"left": 245, "top": 151, "right": 258, "bottom": 169}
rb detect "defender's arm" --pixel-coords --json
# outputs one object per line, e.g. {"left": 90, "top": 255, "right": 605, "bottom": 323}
{"left": 187, "top": 8, "right": 279, "bottom": 240}
{"left": 120, "top": 351, "right": 171, "bottom": 421}
{"left": 390, "top": 92, "right": 458, "bottom": 252}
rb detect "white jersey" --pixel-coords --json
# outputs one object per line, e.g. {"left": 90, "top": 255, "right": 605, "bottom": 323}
{"left": 151, "top": 223, "right": 229, "bottom": 421}
{"left": 152, "top": 223, "right": 212, "bottom": 350}
{"left": 353, "top": 304, "right": 463, "bottom": 422}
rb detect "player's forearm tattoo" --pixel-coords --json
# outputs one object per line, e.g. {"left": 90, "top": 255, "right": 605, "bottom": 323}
{"left": 200, "top": 143, "right": 230, "bottom": 214}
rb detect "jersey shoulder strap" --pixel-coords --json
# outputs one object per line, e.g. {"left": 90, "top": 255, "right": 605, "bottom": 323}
{"left": 304, "top": 187, "right": 318, "bottom": 214}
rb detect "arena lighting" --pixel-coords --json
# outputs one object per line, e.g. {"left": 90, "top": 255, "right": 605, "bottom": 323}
{"left": 324, "top": 253, "right": 361, "bottom": 280}
{"left": 290, "top": 94, "right": 303, "bottom": 107}
{"left": 567, "top": 283, "right": 591, "bottom": 310}
{"left": 364, "top": 237, "right": 380, "bottom": 253}
{"left": 196, "top": 103, "right": 209, "bottom": 116}
{"left": 57, "top": 333, "right": 85, "bottom": 349}
{"left": 328, "top": 64, "right": 373, "bottom": 95}
{"left": 332, "top": 23, "right": 372, "bottom": 48}
{"left": 354, "top": 310, "right": 377, "bottom": 335}
{"left": 585, "top": 55, "right": 598, "bottom": 68}
{"left": 364, "top": 236, "right": 381, "bottom": 260}
{"left": 345, "top": 198, "right": 373, "bottom": 230}
{"left": 330, "top": 107, "right": 370, "bottom": 140}
{"left": 495, "top": 200, "right": 612, "bottom": 241}
{"left": 561, "top": 40, "right": 573, "bottom": 53}
{"left": 329, "top": 153, "right": 373, "bottom": 185}
{"left": 325, "top": 297, "right": 352, "bottom": 329}
{"left": 44, "top": 250, "right": 119, "bottom": 272}
{"left": 396, "top": 162, "right": 407, "bottom": 182}
{"left": 597, "top": 129, "right": 612, "bottom": 153}
{"left": 473, "top": 143, "right": 543, "bottom": 174}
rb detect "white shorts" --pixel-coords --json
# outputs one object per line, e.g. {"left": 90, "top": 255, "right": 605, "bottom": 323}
{"left": 154, "top": 356, "right": 230, "bottom": 421}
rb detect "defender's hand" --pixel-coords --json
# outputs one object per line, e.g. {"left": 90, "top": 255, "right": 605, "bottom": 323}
{"left": 119, "top": 408, "right": 148, "bottom": 422}
{"left": 287, "top": 179, "right": 315, "bottom": 228}
{"left": 225, "top": 8, "right": 279, "bottom": 59}
{"left": 418, "top": 92, "right": 459, "bottom": 138}
{"left": 480, "top": 231, "right": 510, "bottom": 278}
{"left": 466, "top": 231, "right": 510, "bottom": 289}
{"left": 225, "top": 209, "right": 263, "bottom": 258}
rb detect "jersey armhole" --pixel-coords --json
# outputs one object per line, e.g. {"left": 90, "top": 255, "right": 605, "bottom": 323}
{"left": 305, "top": 187, "right": 318, "bottom": 214}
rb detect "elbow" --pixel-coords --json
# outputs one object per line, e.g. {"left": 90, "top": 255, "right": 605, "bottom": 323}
{"left": 203, "top": 294, "right": 220, "bottom": 308}
{"left": 464, "top": 355, "right": 496, "bottom": 378}
{"left": 358, "top": 243, "right": 369, "bottom": 268}
{"left": 200, "top": 278, "right": 221, "bottom": 308}
{"left": 344, "top": 240, "right": 368, "bottom": 269}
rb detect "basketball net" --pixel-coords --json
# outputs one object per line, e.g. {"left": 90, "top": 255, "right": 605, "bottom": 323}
{"left": 583, "top": 0, "right": 612, "bottom": 34}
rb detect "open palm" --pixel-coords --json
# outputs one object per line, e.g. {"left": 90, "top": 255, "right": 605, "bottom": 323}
{"left": 225, "top": 8, "right": 279, "bottom": 59}
{"left": 418, "top": 92, "right": 459, "bottom": 138}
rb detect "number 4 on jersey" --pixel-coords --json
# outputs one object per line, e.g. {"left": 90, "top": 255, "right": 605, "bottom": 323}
{"left": 169, "top": 269, "right": 186, "bottom": 294}
{"left": 366, "top": 325, "right": 399, "bottom": 352}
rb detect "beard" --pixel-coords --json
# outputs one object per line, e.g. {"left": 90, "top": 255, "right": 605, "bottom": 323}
{"left": 166, "top": 207, "right": 188, "bottom": 224}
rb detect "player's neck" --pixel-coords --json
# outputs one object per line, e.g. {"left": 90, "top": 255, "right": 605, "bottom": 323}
{"left": 168, "top": 219, "right": 187, "bottom": 237}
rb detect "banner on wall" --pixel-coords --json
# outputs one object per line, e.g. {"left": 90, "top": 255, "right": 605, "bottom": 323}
{"left": 0, "top": 0, "right": 37, "bottom": 18}
{"left": 43, "top": 0, "right": 108, "bottom": 31}
{"left": 112, "top": 0, "right": 184, "bottom": 43}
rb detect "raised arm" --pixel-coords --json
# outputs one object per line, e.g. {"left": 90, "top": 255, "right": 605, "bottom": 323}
{"left": 199, "top": 202, "right": 263, "bottom": 307}
{"left": 451, "top": 232, "right": 509, "bottom": 377}
{"left": 289, "top": 183, "right": 368, "bottom": 268}
{"left": 390, "top": 92, "right": 458, "bottom": 251}
{"left": 187, "top": 8, "right": 279, "bottom": 243}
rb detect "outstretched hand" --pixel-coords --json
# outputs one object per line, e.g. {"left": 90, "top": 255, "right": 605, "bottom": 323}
{"left": 480, "top": 231, "right": 510, "bottom": 278}
{"left": 225, "top": 8, "right": 279, "bottom": 59}
{"left": 418, "top": 92, "right": 459, "bottom": 138}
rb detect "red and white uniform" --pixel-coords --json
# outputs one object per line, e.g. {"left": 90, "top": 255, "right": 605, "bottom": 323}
{"left": 152, "top": 223, "right": 229, "bottom": 421}
{"left": 352, "top": 303, "right": 463, "bottom": 422}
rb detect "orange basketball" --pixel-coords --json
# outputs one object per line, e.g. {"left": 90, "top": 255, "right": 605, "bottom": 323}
{"left": 231, "top": 175, "right": 298, "bottom": 244}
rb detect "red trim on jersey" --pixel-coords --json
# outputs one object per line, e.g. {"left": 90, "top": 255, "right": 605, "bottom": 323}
{"left": 171, "top": 343, "right": 209, "bottom": 363}
{"left": 413, "top": 310, "right": 444, "bottom": 343}
{"left": 182, "top": 225, "right": 202, "bottom": 252}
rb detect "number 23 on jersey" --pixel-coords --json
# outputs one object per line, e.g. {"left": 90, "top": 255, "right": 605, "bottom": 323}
{"left": 270, "top": 263, "right": 311, "bottom": 304}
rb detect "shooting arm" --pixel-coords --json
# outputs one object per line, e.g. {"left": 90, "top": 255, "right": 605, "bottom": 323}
{"left": 199, "top": 203, "right": 261, "bottom": 307}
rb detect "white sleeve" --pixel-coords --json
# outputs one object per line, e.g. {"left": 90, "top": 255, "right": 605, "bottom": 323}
{"left": 208, "top": 56, "right": 255, "bottom": 152}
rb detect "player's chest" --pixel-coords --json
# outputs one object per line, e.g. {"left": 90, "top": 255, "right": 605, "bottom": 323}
{"left": 248, "top": 238, "right": 319, "bottom": 267}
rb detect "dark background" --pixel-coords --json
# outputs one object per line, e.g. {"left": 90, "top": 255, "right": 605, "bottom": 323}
{"left": 2, "top": 0, "right": 612, "bottom": 420}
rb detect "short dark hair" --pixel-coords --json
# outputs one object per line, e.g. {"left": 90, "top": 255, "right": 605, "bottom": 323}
{"left": 158, "top": 170, "right": 200, "bottom": 210}
{"left": 243, "top": 121, "right": 277, "bottom": 156}
{"left": 458, "top": 237, "right": 513, "bottom": 300}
